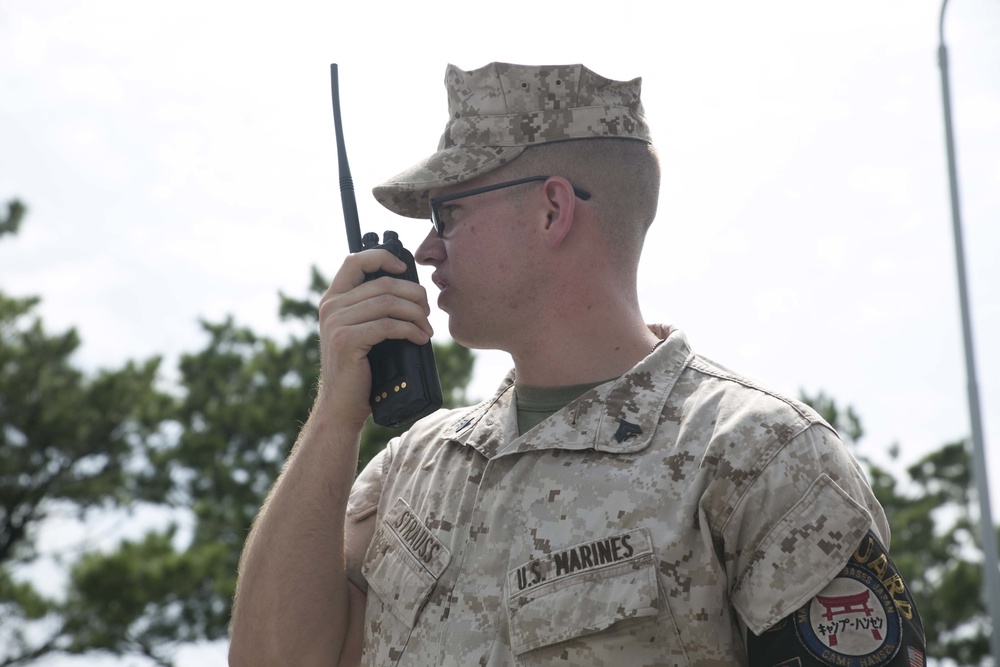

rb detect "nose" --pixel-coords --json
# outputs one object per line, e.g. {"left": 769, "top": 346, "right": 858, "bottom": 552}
{"left": 415, "top": 226, "right": 445, "bottom": 266}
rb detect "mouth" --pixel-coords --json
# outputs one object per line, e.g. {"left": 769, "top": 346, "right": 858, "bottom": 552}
{"left": 431, "top": 273, "right": 449, "bottom": 291}
{"left": 431, "top": 273, "right": 450, "bottom": 310}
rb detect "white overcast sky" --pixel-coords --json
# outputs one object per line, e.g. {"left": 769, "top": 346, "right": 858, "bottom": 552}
{"left": 2, "top": 1, "right": 999, "bottom": 665}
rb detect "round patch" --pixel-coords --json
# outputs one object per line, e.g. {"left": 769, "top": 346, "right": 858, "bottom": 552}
{"left": 794, "top": 563, "right": 902, "bottom": 666}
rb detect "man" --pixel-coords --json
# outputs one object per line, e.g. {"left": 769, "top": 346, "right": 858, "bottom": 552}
{"left": 229, "top": 62, "right": 926, "bottom": 666}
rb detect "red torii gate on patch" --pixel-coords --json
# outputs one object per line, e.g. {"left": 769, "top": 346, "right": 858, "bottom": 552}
{"left": 815, "top": 591, "right": 883, "bottom": 647}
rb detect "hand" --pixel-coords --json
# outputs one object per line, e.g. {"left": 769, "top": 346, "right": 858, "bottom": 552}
{"left": 316, "top": 249, "right": 434, "bottom": 429}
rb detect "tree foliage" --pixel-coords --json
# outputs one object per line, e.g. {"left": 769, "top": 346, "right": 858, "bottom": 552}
{"left": 0, "top": 200, "right": 25, "bottom": 239}
{"left": 1, "top": 201, "right": 169, "bottom": 664}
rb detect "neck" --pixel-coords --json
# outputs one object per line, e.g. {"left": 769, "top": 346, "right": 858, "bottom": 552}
{"left": 506, "top": 293, "right": 659, "bottom": 387}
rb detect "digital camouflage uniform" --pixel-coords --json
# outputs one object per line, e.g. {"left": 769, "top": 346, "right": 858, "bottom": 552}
{"left": 353, "top": 62, "right": 926, "bottom": 666}
{"left": 346, "top": 327, "right": 923, "bottom": 666}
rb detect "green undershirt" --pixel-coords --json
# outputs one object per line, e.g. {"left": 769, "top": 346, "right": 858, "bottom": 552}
{"left": 514, "top": 378, "right": 616, "bottom": 436}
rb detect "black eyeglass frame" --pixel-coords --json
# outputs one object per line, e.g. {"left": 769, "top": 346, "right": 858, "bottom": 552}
{"left": 428, "top": 175, "right": 591, "bottom": 237}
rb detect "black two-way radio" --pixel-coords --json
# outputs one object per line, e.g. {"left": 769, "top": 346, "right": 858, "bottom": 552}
{"left": 329, "top": 63, "right": 443, "bottom": 429}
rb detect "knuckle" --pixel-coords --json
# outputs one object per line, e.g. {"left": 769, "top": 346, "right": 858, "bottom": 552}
{"left": 336, "top": 254, "right": 361, "bottom": 278}
{"left": 318, "top": 296, "right": 338, "bottom": 320}
{"left": 327, "top": 325, "right": 351, "bottom": 349}
{"left": 374, "top": 291, "right": 398, "bottom": 310}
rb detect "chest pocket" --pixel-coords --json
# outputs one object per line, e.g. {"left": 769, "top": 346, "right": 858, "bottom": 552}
{"left": 361, "top": 498, "right": 451, "bottom": 664}
{"left": 506, "top": 528, "right": 689, "bottom": 666}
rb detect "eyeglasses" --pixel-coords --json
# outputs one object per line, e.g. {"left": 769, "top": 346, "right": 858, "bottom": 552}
{"left": 429, "top": 175, "right": 591, "bottom": 237}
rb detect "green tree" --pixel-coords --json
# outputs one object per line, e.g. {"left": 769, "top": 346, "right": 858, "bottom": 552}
{"left": 803, "top": 391, "right": 994, "bottom": 665}
{"left": 0, "top": 201, "right": 169, "bottom": 665}
{"left": 0, "top": 200, "right": 25, "bottom": 238}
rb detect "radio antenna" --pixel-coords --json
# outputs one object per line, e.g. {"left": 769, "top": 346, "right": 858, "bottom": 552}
{"left": 330, "top": 63, "right": 363, "bottom": 253}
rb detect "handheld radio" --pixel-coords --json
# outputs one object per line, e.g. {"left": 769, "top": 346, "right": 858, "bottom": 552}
{"left": 329, "top": 64, "right": 443, "bottom": 429}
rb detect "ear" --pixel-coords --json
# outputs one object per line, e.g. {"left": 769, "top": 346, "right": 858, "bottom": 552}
{"left": 537, "top": 176, "right": 577, "bottom": 249}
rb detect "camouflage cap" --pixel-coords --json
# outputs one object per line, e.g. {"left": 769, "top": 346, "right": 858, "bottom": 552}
{"left": 373, "top": 62, "right": 652, "bottom": 219}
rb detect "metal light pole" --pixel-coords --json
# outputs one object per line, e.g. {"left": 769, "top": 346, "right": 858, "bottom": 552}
{"left": 937, "top": 0, "right": 1000, "bottom": 660}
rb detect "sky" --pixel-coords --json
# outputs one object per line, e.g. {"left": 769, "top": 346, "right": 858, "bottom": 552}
{"left": 1, "top": 0, "right": 999, "bottom": 665}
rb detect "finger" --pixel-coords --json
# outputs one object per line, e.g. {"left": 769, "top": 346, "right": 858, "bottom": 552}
{"left": 329, "top": 275, "right": 431, "bottom": 318}
{"left": 327, "top": 318, "right": 431, "bottom": 360}
{"left": 325, "top": 292, "right": 434, "bottom": 339}
{"left": 321, "top": 276, "right": 433, "bottom": 341}
{"left": 328, "top": 250, "right": 407, "bottom": 294}
{"left": 361, "top": 318, "right": 432, "bottom": 346}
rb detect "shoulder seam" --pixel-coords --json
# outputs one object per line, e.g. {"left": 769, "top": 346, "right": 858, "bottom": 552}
{"left": 687, "top": 355, "right": 822, "bottom": 427}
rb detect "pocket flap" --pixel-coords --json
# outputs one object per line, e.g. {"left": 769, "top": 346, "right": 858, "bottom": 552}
{"left": 506, "top": 528, "right": 660, "bottom": 655}
{"left": 362, "top": 498, "right": 451, "bottom": 628}
{"left": 731, "top": 474, "right": 872, "bottom": 634}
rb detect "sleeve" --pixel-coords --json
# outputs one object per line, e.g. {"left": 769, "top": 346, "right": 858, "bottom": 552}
{"left": 745, "top": 530, "right": 927, "bottom": 667}
{"left": 725, "top": 422, "right": 889, "bottom": 635}
{"left": 345, "top": 446, "right": 391, "bottom": 594}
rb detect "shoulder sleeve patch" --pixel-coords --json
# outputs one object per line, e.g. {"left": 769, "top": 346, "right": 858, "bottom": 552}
{"left": 746, "top": 530, "right": 926, "bottom": 667}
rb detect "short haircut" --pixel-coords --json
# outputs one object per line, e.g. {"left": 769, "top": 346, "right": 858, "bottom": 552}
{"left": 498, "top": 138, "right": 661, "bottom": 266}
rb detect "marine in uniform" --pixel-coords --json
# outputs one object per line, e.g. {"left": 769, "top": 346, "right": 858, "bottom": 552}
{"left": 230, "top": 62, "right": 927, "bottom": 667}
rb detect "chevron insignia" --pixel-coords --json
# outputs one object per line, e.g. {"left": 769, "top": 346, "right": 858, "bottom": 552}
{"left": 614, "top": 419, "right": 643, "bottom": 443}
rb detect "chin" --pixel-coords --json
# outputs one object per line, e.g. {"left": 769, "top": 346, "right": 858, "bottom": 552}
{"left": 447, "top": 320, "right": 473, "bottom": 347}
{"left": 446, "top": 318, "right": 494, "bottom": 351}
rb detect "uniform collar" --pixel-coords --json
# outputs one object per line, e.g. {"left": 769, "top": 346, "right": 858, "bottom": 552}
{"left": 446, "top": 325, "right": 692, "bottom": 459}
